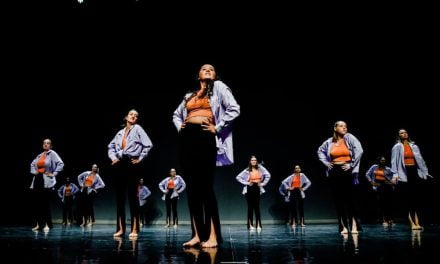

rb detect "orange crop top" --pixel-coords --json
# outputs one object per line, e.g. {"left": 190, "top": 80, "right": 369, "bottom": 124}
{"left": 291, "top": 174, "right": 301, "bottom": 188}
{"left": 167, "top": 179, "right": 175, "bottom": 189}
{"left": 36, "top": 153, "right": 46, "bottom": 174}
{"left": 330, "top": 139, "right": 351, "bottom": 162}
{"left": 374, "top": 168, "right": 385, "bottom": 181}
{"left": 186, "top": 92, "right": 214, "bottom": 121}
{"left": 249, "top": 170, "right": 262, "bottom": 183}
{"left": 404, "top": 144, "right": 416, "bottom": 166}
{"left": 65, "top": 185, "right": 72, "bottom": 196}
{"left": 84, "top": 174, "right": 95, "bottom": 187}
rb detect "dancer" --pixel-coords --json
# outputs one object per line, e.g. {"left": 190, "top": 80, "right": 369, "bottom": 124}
{"left": 281, "top": 165, "right": 311, "bottom": 227}
{"left": 391, "top": 128, "right": 431, "bottom": 230}
{"left": 57, "top": 177, "right": 79, "bottom": 225}
{"left": 77, "top": 164, "right": 105, "bottom": 227}
{"left": 365, "top": 156, "right": 396, "bottom": 226}
{"left": 30, "top": 138, "right": 64, "bottom": 231}
{"left": 236, "top": 156, "right": 271, "bottom": 230}
{"left": 317, "top": 121, "right": 363, "bottom": 234}
{"left": 173, "top": 64, "right": 240, "bottom": 247}
{"left": 159, "top": 168, "right": 186, "bottom": 227}
{"left": 108, "top": 109, "right": 153, "bottom": 237}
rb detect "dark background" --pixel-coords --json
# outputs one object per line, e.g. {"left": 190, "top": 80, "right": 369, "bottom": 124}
{"left": 1, "top": 1, "right": 438, "bottom": 225}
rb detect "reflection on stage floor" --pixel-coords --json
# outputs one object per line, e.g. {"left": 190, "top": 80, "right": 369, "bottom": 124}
{"left": 1, "top": 224, "right": 439, "bottom": 263}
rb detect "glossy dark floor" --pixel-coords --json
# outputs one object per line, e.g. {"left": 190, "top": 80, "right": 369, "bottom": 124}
{"left": 1, "top": 224, "right": 439, "bottom": 263}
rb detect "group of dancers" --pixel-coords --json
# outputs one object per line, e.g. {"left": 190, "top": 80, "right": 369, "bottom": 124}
{"left": 29, "top": 64, "right": 432, "bottom": 248}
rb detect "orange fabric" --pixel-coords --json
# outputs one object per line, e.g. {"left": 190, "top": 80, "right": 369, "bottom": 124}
{"left": 374, "top": 168, "right": 385, "bottom": 181}
{"left": 186, "top": 92, "right": 214, "bottom": 121}
{"left": 36, "top": 152, "right": 47, "bottom": 173}
{"left": 122, "top": 128, "right": 129, "bottom": 150}
{"left": 65, "top": 185, "right": 72, "bottom": 196}
{"left": 249, "top": 170, "right": 262, "bottom": 183}
{"left": 404, "top": 144, "right": 416, "bottom": 165}
{"left": 291, "top": 174, "right": 301, "bottom": 188}
{"left": 330, "top": 139, "right": 351, "bottom": 162}
{"left": 167, "top": 179, "right": 175, "bottom": 189}
{"left": 84, "top": 174, "right": 95, "bottom": 187}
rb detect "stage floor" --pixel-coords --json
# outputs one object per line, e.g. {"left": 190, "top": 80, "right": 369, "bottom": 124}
{"left": 1, "top": 224, "right": 439, "bottom": 263}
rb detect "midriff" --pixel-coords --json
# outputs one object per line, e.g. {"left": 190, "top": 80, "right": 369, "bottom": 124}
{"left": 186, "top": 116, "right": 214, "bottom": 125}
{"left": 333, "top": 161, "right": 350, "bottom": 165}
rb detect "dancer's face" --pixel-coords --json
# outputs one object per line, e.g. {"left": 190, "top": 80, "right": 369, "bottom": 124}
{"left": 126, "top": 110, "right": 139, "bottom": 125}
{"left": 198, "top": 64, "right": 216, "bottom": 81}
{"left": 399, "top": 129, "right": 409, "bottom": 140}
{"left": 334, "top": 121, "right": 347, "bottom": 136}
{"left": 42, "top": 139, "right": 52, "bottom": 151}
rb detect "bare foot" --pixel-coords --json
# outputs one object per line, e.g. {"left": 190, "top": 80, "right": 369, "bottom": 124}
{"left": 201, "top": 239, "right": 218, "bottom": 248}
{"left": 340, "top": 227, "right": 349, "bottom": 234}
{"left": 128, "top": 232, "right": 138, "bottom": 238}
{"left": 113, "top": 230, "right": 124, "bottom": 237}
{"left": 301, "top": 223, "right": 306, "bottom": 227}
{"left": 249, "top": 225, "right": 256, "bottom": 230}
{"left": 183, "top": 247, "right": 200, "bottom": 261}
{"left": 32, "top": 225, "right": 39, "bottom": 231}
{"left": 351, "top": 218, "right": 359, "bottom": 234}
{"left": 201, "top": 247, "right": 218, "bottom": 264}
{"left": 183, "top": 236, "right": 200, "bottom": 247}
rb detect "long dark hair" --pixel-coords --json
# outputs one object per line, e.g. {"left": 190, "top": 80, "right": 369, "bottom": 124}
{"left": 247, "top": 155, "right": 259, "bottom": 171}
{"left": 184, "top": 79, "right": 216, "bottom": 103}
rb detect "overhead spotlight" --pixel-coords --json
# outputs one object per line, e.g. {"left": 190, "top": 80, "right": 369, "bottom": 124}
{"left": 78, "top": 0, "right": 84, "bottom": 3}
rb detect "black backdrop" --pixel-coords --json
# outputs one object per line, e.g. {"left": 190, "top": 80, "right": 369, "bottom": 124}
{"left": 1, "top": 1, "right": 438, "bottom": 225}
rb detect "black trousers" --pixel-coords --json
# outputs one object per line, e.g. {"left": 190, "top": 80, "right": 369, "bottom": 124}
{"left": 165, "top": 191, "right": 178, "bottom": 225}
{"left": 245, "top": 184, "right": 261, "bottom": 228}
{"left": 62, "top": 196, "right": 74, "bottom": 223}
{"left": 289, "top": 189, "right": 304, "bottom": 224}
{"left": 398, "top": 165, "right": 423, "bottom": 222}
{"left": 32, "top": 173, "right": 53, "bottom": 229}
{"left": 139, "top": 204, "right": 148, "bottom": 225}
{"left": 374, "top": 180, "right": 394, "bottom": 222}
{"left": 179, "top": 123, "right": 222, "bottom": 243}
{"left": 114, "top": 156, "right": 141, "bottom": 233}
{"left": 328, "top": 165, "right": 361, "bottom": 232}
{"left": 78, "top": 189, "right": 95, "bottom": 224}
